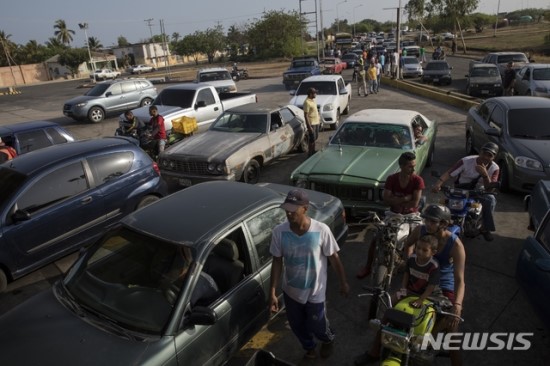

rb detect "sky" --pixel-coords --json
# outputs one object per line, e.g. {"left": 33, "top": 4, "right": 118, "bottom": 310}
{"left": 2, "top": 0, "right": 548, "bottom": 47}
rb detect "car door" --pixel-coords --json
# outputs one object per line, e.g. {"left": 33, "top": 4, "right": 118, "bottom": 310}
{"left": 337, "top": 78, "right": 348, "bottom": 109}
{"left": 120, "top": 81, "right": 140, "bottom": 110}
{"left": 102, "top": 82, "right": 125, "bottom": 113}
{"left": 515, "top": 67, "right": 529, "bottom": 95}
{"left": 268, "top": 110, "right": 293, "bottom": 159}
{"left": 175, "top": 227, "right": 266, "bottom": 365}
{"left": 411, "top": 115, "right": 429, "bottom": 169}
{"left": 194, "top": 88, "right": 221, "bottom": 129}
{"left": 1, "top": 161, "right": 105, "bottom": 274}
{"left": 280, "top": 106, "right": 306, "bottom": 150}
{"left": 470, "top": 100, "right": 496, "bottom": 151}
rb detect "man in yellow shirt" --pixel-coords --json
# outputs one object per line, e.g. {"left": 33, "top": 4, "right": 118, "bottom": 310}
{"left": 303, "top": 87, "right": 320, "bottom": 156}
{"left": 367, "top": 61, "right": 378, "bottom": 94}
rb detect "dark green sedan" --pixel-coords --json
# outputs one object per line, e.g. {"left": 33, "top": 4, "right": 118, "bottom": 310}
{"left": 290, "top": 109, "right": 437, "bottom": 217}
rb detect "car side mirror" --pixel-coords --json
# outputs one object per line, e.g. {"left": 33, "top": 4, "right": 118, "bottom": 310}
{"left": 195, "top": 101, "right": 207, "bottom": 109}
{"left": 105, "top": 92, "right": 112, "bottom": 97}
{"left": 339, "top": 88, "right": 348, "bottom": 95}
{"left": 486, "top": 127, "right": 502, "bottom": 137}
{"left": 289, "top": 90, "right": 296, "bottom": 96}
{"left": 187, "top": 306, "right": 218, "bottom": 326}
{"left": 12, "top": 209, "right": 31, "bottom": 222}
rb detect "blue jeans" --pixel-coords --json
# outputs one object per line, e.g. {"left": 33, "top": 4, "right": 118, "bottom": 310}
{"left": 283, "top": 292, "right": 335, "bottom": 351}
{"left": 479, "top": 194, "right": 496, "bottom": 231}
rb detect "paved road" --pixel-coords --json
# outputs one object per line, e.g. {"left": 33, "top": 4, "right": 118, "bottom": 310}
{"left": 0, "top": 71, "right": 547, "bottom": 366}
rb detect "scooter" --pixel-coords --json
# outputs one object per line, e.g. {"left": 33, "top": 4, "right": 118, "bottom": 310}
{"left": 231, "top": 66, "right": 249, "bottom": 81}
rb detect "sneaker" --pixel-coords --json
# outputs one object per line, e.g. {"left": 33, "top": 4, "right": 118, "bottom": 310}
{"left": 356, "top": 265, "right": 371, "bottom": 279}
{"left": 354, "top": 352, "right": 379, "bottom": 366}
{"left": 481, "top": 231, "right": 494, "bottom": 241}
{"left": 320, "top": 341, "right": 334, "bottom": 358}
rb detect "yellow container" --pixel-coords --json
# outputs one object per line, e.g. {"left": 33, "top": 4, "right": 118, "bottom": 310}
{"left": 394, "top": 296, "right": 436, "bottom": 336}
{"left": 172, "top": 116, "right": 198, "bottom": 134}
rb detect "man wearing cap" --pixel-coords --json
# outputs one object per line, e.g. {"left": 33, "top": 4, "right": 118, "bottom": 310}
{"left": 431, "top": 142, "right": 500, "bottom": 241}
{"left": 269, "top": 189, "right": 349, "bottom": 361}
{"left": 503, "top": 61, "right": 516, "bottom": 96}
{"left": 303, "top": 87, "right": 320, "bottom": 156}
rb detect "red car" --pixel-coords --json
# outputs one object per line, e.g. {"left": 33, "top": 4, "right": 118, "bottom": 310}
{"left": 321, "top": 57, "right": 347, "bottom": 74}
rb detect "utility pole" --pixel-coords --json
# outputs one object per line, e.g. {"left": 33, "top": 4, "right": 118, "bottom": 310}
{"left": 78, "top": 23, "right": 94, "bottom": 73}
{"left": 160, "top": 19, "right": 172, "bottom": 78}
{"left": 493, "top": 0, "right": 501, "bottom": 37}
{"left": 144, "top": 18, "right": 158, "bottom": 66}
{"left": 319, "top": 0, "right": 325, "bottom": 58}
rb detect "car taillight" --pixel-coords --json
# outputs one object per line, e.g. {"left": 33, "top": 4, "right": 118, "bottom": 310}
{"left": 152, "top": 162, "right": 161, "bottom": 175}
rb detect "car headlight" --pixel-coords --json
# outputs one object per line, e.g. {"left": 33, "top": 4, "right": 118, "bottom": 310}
{"left": 228, "top": 85, "right": 237, "bottom": 92}
{"left": 448, "top": 198, "right": 465, "bottom": 210}
{"left": 76, "top": 102, "right": 87, "bottom": 108}
{"left": 207, "top": 163, "right": 226, "bottom": 174}
{"left": 323, "top": 104, "right": 334, "bottom": 112}
{"left": 381, "top": 328, "right": 410, "bottom": 354}
{"left": 293, "top": 178, "right": 308, "bottom": 188}
{"left": 515, "top": 156, "right": 543, "bottom": 171}
{"left": 494, "top": 83, "right": 502, "bottom": 87}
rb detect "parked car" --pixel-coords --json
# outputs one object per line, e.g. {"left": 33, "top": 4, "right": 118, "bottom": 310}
{"left": 465, "top": 96, "right": 550, "bottom": 193}
{"left": 282, "top": 56, "right": 321, "bottom": 90}
{"left": 158, "top": 103, "right": 308, "bottom": 187}
{"left": 465, "top": 63, "right": 503, "bottom": 97}
{"left": 289, "top": 75, "right": 352, "bottom": 130}
{"left": 0, "top": 137, "right": 167, "bottom": 292}
{"left": 0, "top": 120, "right": 75, "bottom": 156}
{"left": 341, "top": 53, "right": 360, "bottom": 69}
{"left": 0, "top": 181, "right": 348, "bottom": 366}
{"left": 422, "top": 60, "right": 453, "bottom": 85}
{"left": 401, "top": 56, "right": 423, "bottom": 78}
{"left": 90, "top": 68, "right": 121, "bottom": 81}
{"left": 516, "top": 206, "right": 550, "bottom": 330}
{"left": 402, "top": 45, "right": 420, "bottom": 57}
{"left": 320, "top": 57, "right": 347, "bottom": 75}
{"left": 479, "top": 52, "right": 530, "bottom": 78}
{"left": 128, "top": 64, "right": 155, "bottom": 74}
{"left": 290, "top": 108, "right": 437, "bottom": 216}
{"left": 63, "top": 79, "right": 158, "bottom": 123}
{"left": 196, "top": 67, "right": 238, "bottom": 93}
{"left": 432, "top": 32, "right": 455, "bottom": 41}
{"left": 524, "top": 179, "right": 550, "bottom": 231}
{"left": 514, "top": 64, "right": 550, "bottom": 97}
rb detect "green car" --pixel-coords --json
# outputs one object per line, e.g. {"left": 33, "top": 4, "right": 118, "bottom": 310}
{"left": 290, "top": 109, "right": 437, "bottom": 217}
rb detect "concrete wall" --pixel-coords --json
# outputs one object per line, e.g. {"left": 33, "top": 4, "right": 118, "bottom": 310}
{"left": 0, "top": 63, "right": 50, "bottom": 88}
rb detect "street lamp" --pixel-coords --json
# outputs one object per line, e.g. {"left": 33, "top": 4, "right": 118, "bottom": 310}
{"left": 353, "top": 4, "right": 363, "bottom": 36}
{"left": 78, "top": 22, "right": 94, "bottom": 74}
{"left": 336, "top": 0, "right": 347, "bottom": 33}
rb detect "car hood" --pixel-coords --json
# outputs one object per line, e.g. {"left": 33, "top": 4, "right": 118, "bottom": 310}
{"left": 64, "top": 95, "right": 102, "bottom": 105}
{"left": 0, "top": 289, "right": 166, "bottom": 365}
{"left": 469, "top": 76, "right": 501, "bottom": 84}
{"left": 513, "top": 138, "right": 550, "bottom": 166}
{"left": 284, "top": 66, "right": 316, "bottom": 74}
{"left": 291, "top": 145, "right": 402, "bottom": 183}
{"left": 423, "top": 69, "right": 451, "bottom": 76}
{"left": 290, "top": 94, "right": 336, "bottom": 107}
{"left": 162, "top": 130, "right": 261, "bottom": 160}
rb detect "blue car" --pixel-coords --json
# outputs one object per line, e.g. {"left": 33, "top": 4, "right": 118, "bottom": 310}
{"left": 0, "top": 120, "right": 75, "bottom": 155}
{"left": 0, "top": 137, "right": 167, "bottom": 292}
{"left": 516, "top": 208, "right": 550, "bottom": 330}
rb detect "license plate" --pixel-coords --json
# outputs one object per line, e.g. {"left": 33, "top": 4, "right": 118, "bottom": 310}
{"left": 433, "top": 78, "right": 439, "bottom": 82}
{"left": 481, "top": 90, "right": 489, "bottom": 95}
{"left": 178, "top": 178, "right": 192, "bottom": 187}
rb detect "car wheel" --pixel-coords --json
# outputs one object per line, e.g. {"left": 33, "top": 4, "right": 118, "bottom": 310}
{"left": 466, "top": 84, "right": 472, "bottom": 96}
{"left": 465, "top": 133, "right": 475, "bottom": 155}
{"left": 140, "top": 97, "right": 153, "bottom": 107}
{"left": 242, "top": 160, "right": 261, "bottom": 184}
{"left": 0, "top": 269, "right": 7, "bottom": 293}
{"left": 498, "top": 161, "right": 510, "bottom": 193}
{"left": 331, "top": 110, "right": 341, "bottom": 130}
{"left": 137, "top": 70, "right": 142, "bottom": 75}
{"left": 426, "top": 144, "right": 435, "bottom": 167}
{"left": 343, "top": 98, "right": 350, "bottom": 115}
{"left": 87, "top": 106, "right": 105, "bottom": 123}
{"left": 137, "top": 195, "right": 159, "bottom": 210}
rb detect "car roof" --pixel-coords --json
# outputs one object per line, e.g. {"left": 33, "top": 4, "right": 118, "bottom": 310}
{"left": 122, "top": 181, "right": 283, "bottom": 245}
{"left": 487, "top": 52, "right": 527, "bottom": 56}
{"left": 523, "top": 64, "right": 550, "bottom": 69}
{"left": 0, "top": 120, "right": 67, "bottom": 136}
{"left": 226, "top": 102, "right": 288, "bottom": 114}
{"left": 472, "top": 63, "right": 499, "bottom": 68}
{"left": 3, "top": 137, "right": 137, "bottom": 175}
{"left": 198, "top": 67, "right": 229, "bottom": 72}
{"left": 487, "top": 96, "right": 550, "bottom": 109}
{"left": 344, "top": 108, "right": 422, "bottom": 125}
{"left": 301, "top": 75, "right": 343, "bottom": 82}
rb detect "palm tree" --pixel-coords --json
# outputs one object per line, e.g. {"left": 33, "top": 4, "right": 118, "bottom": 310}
{"left": 0, "top": 30, "right": 16, "bottom": 67}
{"left": 172, "top": 32, "right": 181, "bottom": 43}
{"left": 87, "top": 36, "right": 103, "bottom": 51}
{"left": 54, "top": 19, "right": 75, "bottom": 45}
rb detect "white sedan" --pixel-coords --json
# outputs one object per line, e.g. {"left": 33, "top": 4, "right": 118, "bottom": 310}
{"left": 514, "top": 64, "right": 550, "bottom": 97}
{"left": 130, "top": 64, "right": 155, "bottom": 74}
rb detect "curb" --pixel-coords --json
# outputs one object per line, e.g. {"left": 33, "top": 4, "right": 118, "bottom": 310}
{"left": 0, "top": 87, "right": 22, "bottom": 96}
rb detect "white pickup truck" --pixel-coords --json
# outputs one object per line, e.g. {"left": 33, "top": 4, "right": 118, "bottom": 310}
{"left": 128, "top": 83, "right": 257, "bottom": 133}
{"left": 289, "top": 75, "right": 351, "bottom": 130}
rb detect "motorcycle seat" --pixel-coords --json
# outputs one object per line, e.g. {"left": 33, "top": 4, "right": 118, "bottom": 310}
{"left": 383, "top": 308, "right": 414, "bottom": 330}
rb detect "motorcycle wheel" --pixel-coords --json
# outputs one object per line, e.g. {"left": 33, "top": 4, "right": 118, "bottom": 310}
{"left": 242, "top": 72, "right": 249, "bottom": 80}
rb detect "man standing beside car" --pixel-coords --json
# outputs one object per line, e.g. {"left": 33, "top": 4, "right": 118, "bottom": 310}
{"left": 303, "top": 87, "right": 320, "bottom": 156}
{"left": 503, "top": 61, "right": 516, "bottom": 96}
{"left": 148, "top": 105, "right": 167, "bottom": 155}
{"left": 269, "top": 189, "right": 349, "bottom": 362}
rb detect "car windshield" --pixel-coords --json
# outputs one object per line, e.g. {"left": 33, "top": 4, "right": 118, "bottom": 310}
{"left": 426, "top": 62, "right": 449, "bottom": 70}
{"left": 210, "top": 112, "right": 268, "bottom": 133}
{"left": 533, "top": 68, "right": 550, "bottom": 81}
{"left": 199, "top": 71, "right": 231, "bottom": 82}
{"left": 403, "top": 58, "right": 419, "bottom": 65}
{"left": 296, "top": 81, "right": 336, "bottom": 95}
{"left": 292, "top": 60, "right": 314, "bottom": 68}
{"left": 508, "top": 108, "right": 550, "bottom": 139}
{"left": 85, "top": 83, "right": 111, "bottom": 96}
{"left": 153, "top": 89, "right": 195, "bottom": 108}
{"left": 471, "top": 68, "right": 499, "bottom": 77}
{"left": 0, "top": 168, "right": 26, "bottom": 208}
{"left": 322, "top": 59, "right": 336, "bottom": 65}
{"left": 330, "top": 122, "right": 412, "bottom": 149}
{"left": 498, "top": 54, "right": 529, "bottom": 64}
{"left": 64, "top": 228, "right": 194, "bottom": 334}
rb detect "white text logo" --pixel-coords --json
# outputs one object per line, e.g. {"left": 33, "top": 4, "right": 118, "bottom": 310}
{"left": 420, "top": 332, "right": 533, "bottom": 351}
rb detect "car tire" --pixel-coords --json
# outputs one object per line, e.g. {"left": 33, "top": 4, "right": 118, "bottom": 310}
{"left": 0, "top": 269, "right": 7, "bottom": 293}
{"left": 137, "top": 195, "right": 160, "bottom": 210}
{"left": 88, "top": 106, "right": 105, "bottom": 123}
{"left": 343, "top": 98, "right": 350, "bottom": 115}
{"left": 242, "top": 160, "right": 261, "bottom": 184}
{"left": 498, "top": 161, "right": 511, "bottom": 193}
{"left": 140, "top": 97, "right": 153, "bottom": 107}
{"left": 465, "top": 133, "right": 475, "bottom": 155}
{"left": 466, "top": 84, "right": 472, "bottom": 96}
{"left": 331, "top": 110, "right": 341, "bottom": 130}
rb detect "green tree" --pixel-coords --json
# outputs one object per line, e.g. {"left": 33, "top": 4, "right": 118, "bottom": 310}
{"left": 226, "top": 25, "right": 247, "bottom": 59}
{"left": 15, "top": 40, "right": 51, "bottom": 64}
{"left": 175, "top": 34, "right": 202, "bottom": 64}
{"left": 54, "top": 19, "right": 75, "bottom": 45}
{"left": 58, "top": 48, "right": 88, "bottom": 77}
{"left": 87, "top": 36, "right": 103, "bottom": 51}
{"left": 0, "top": 30, "right": 17, "bottom": 67}
{"left": 117, "top": 36, "right": 130, "bottom": 47}
{"left": 469, "top": 12, "right": 495, "bottom": 33}
{"left": 247, "top": 10, "right": 303, "bottom": 58}
{"left": 201, "top": 26, "right": 226, "bottom": 63}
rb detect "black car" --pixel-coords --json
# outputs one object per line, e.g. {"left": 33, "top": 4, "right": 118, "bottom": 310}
{"left": 0, "top": 181, "right": 347, "bottom": 366}
{"left": 421, "top": 60, "right": 453, "bottom": 85}
{"left": 0, "top": 137, "right": 167, "bottom": 291}
{"left": 0, "top": 120, "right": 75, "bottom": 155}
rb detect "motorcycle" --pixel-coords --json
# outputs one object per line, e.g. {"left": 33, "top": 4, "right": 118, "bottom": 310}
{"left": 231, "top": 67, "right": 249, "bottom": 81}
{"left": 358, "top": 290, "right": 463, "bottom": 366}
